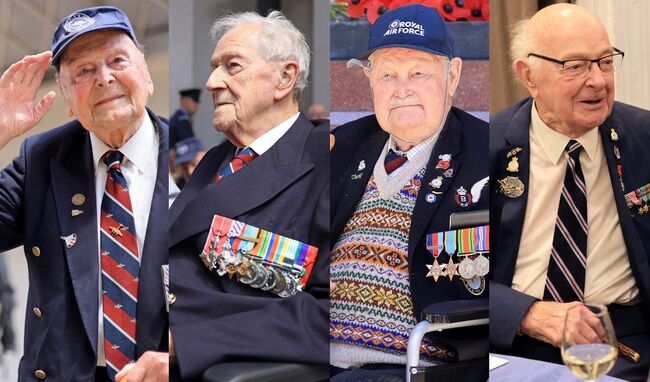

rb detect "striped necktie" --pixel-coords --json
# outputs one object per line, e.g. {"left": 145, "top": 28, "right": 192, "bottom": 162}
{"left": 544, "top": 140, "right": 587, "bottom": 302}
{"left": 100, "top": 150, "right": 139, "bottom": 379}
{"left": 215, "top": 147, "right": 258, "bottom": 182}
{"left": 384, "top": 149, "right": 408, "bottom": 175}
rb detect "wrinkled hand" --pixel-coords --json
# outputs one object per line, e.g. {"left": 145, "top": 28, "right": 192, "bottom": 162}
{"left": 519, "top": 301, "right": 585, "bottom": 347}
{"left": 0, "top": 51, "right": 56, "bottom": 149}
{"left": 115, "top": 351, "right": 169, "bottom": 382}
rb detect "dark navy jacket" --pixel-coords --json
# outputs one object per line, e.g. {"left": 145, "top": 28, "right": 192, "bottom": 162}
{"left": 169, "top": 108, "right": 194, "bottom": 149}
{"left": 331, "top": 107, "right": 489, "bottom": 358}
{"left": 169, "top": 114, "right": 329, "bottom": 380}
{"left": 0, "top": 109, "right": 169, "bottom": 381}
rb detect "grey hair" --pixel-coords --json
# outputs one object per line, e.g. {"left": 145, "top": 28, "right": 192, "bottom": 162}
{"left": 510, "top": 18, "right": 540, "bottom": 77}
{"left": 210, "top": 10, "right": 311, "bottom": 99}
{"left": 348, "top": 51, "right": 451, "bottom": 73}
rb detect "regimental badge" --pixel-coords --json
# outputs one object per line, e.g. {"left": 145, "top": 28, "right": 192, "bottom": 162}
{"left": 430, "top": 176, "right": 443, "bottom": 189}
{"left": 610, "top": 128, "right": 619, "bottom": 141}
{"left": 498, "top": 176, "right": 525, "bottom": 198}
{"left": 507, "top": 157, "right": 519, "bottom": 173}
{"left": 454, "top": 186, "right": 472, "bottom": 207}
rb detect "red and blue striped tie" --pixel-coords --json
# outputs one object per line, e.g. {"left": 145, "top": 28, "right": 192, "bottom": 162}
{"left": 215, "top": 147, "right": 258, "bottom": 182}
{"left": 385, "top": 149, "right": 408, "bottom": 175}
{"left": 100, "top": 150, "right": 139, "bottom": 379}
{"left": 544, "top": 140, "right": 587, "bottom": 302}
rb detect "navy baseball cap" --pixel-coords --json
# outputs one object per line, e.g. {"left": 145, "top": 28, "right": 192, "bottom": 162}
{"left": 174, "top": 138, "right": 204, "bottom": 166}
{"left": 362, "top": 4, "right": 454, "bottom": 59}
{"left": 51, "top": 6, "right": 138, "bottom": 68}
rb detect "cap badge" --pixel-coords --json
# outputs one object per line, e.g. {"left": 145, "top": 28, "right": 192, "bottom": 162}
{"left": 64, "top": 13, "right": 95, "bottom": 33}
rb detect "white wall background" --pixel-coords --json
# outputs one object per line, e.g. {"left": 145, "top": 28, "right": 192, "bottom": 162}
{"left": 578, "top": 0, "right": 650, "bottom": 110}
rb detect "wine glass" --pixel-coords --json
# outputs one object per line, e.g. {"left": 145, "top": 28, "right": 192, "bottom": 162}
{"left": 561, "top": 304, "right": 617, "bottom": 382}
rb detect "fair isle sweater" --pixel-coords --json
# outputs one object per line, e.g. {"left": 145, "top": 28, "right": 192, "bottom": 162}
{"left": 330, "top": 135, "right": 452, "bottom": 368}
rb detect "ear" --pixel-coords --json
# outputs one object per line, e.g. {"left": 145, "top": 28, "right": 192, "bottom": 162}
{"left": 446, "top": 57, "right": 463, "bottom": 97}
{"left": 274, "top": 61, "right": 298, "bottom": 101}
{"left": 515, "top": 58, "right": 537, "bottom": 97}
{"left": 56, "top": 78, "right": 74, "bottom": 118}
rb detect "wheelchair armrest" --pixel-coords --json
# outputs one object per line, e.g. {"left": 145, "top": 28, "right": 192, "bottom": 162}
{"left": 203, "top": 362, "right": 329, "bottom": 382}
{"left": 421, "top": 299, "right": 488, "bottom": 324}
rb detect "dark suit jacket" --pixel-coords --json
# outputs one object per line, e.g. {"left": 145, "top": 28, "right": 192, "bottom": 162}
{"left": 169, "top": 114, "right": 329, "bottom": 380}
{"left": 331, "top": 108, "right": 489, "bottom": 359}
{"left": 490, "top": 98, "right": 650, "bottom": 363}
{"left": 0, "top": 108, "right": 169, "bottom": 381}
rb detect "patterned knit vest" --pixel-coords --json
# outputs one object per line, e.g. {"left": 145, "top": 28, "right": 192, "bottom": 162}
{"left": 330, "top": 168, "right": 454, "bottom": 368}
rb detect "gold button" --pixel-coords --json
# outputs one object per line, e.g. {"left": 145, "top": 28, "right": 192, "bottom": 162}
{"left": 31, "top": 246, "right": 41, "bottom": 257}
{"left": 34, "top": 369, "right": 46, "bottom": 379}
{"left": 33, "top": 307, "right": 42, "bottom": 317}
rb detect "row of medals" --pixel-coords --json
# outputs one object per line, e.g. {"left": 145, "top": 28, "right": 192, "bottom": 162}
{"left": 200, "top": 233, "right": 302, "bottom": 298}
{"left": 428, "top": 252, "right": 489, "bottom": 296}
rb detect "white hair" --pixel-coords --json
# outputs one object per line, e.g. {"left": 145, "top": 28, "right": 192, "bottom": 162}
{"left": 509, "top": 18, "right": 541, "bottom": 77}
{"left": 210, "top": 10, "right": 311, "bottom": 99}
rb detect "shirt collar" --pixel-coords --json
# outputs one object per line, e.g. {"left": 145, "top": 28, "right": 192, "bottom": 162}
{"left": 387, "top": 127, "right": 441, "bottom": 161}
{"left": 90, "top": 112, "right": 156, "bottom": 174}
{"left": 247, "top": 112, "right": 300, "bottom": 155}
{"left": 531, "top": 101, "right": 599, "bottom": 165}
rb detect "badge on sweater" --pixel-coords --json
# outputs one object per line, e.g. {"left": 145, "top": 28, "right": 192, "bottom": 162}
{"left": 200, "top": 215, "right": 319, "bottom": 297}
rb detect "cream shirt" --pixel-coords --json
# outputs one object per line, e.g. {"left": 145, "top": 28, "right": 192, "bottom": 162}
{"left": 511, "top": 102, "right": 639, "bottom": 305}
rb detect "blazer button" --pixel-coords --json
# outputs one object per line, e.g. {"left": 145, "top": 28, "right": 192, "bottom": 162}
{"left": 34, "top": 369, "right": 46, "bottom": 379}
{"left": 31, "top": 246, "right": 41, "bottom": 257}
{"left": 33, "top": 307, "right": 42, "bottom": 317}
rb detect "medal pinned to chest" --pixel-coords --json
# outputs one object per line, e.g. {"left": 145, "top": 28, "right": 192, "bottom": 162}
{"left": 498, "top": 147, "right": 525, "bottom": 198}
{"left": 200, "top": 215, "right": 319, "bottom": 297}
{"left": 425, "top": 225, "right": 489, "bottom": 296}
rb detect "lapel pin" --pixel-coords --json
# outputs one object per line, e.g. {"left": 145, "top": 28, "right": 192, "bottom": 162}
{"left": 436, "top": 154, "right": 451, "bottom": 170}
{"left": 498, "top": 176, "right": 525, "bottom": 198}
{"left": 507, "top": 156, "right": 519, "bottom": 173}
{"left": 357, "top": 160, "right": 366, "bottom": 171}
{"left": 71, "top": 209, "right": 84, "bottom": 217}
{"left": 71, "top": 193, "right": 85, "bottom": 206}
{"left": 443, "top": 169, "right": 454, "bottom": 178}
{"left": 614, "top": 146, "right": 621, "bottom": 160}
{"left": 454, "top": 186, "right": 472, "bottom": 207}
{"left": 610, "top": 128, "right": 619, "bottom": 141}
{"left": 60, "top": 233, "right": 77, "bottom": 248}
{"left": 429, "top": 176, "right": 443, "bottom": 189}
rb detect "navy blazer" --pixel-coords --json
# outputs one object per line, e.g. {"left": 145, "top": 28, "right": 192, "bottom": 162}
{"left": 0, "top": 109, "right": 169, "bottom": 380}
{"left": 169, "top": 114, "right": 330, "bottom": 380}
{"left": 490, "top": 99, "right": 650, "bottom": 354}
{"left": 331, "top": 108, "right": 489, "bottom": 356}
{"left": 169, "top": 108, "right": 194, "bottom": 149}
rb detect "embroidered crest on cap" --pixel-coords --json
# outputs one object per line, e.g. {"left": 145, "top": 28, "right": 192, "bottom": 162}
{"left": 384, "top": 19, "right": 425, "bottom": 37}
{"left": 64, "top": 13, "right": 95, "bottom": 33}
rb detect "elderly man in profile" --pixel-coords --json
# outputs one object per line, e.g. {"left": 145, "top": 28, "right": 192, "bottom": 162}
{"left": 168, "top": 10, "right": 329, "bottom": 381}
{"left": 0, "top": 6, "right": 168, "bottom": 382}
{"left": 330, "top": 4, "right": 489, "bottom": 381}
{"left": 490, "top": 4, "right": 650, "bottom": 381}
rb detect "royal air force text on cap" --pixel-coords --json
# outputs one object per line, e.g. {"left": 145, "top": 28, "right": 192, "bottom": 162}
{"left": 384, "top": 20, "right": 425, "bottom": 37}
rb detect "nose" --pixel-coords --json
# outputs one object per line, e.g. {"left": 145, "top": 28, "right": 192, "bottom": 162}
{"left": 394, "top": 77, "right": 413, "bottom": 98}
{"left": 205, "top": 66, "right": 227, "bottom": 92}
{"left": 585, "top": 62, "right": 606, "bottom": 90}
{"left": 95, "top": 64, "right": 115, "bottom": 87}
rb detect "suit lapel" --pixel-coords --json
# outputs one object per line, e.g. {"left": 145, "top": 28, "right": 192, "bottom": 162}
{"left": 170, "top": 115, "right": 315, "bottom": 247}
{"left": 493, "top": 99, "right": 532, "bottom": 284}
{"left": 50, "top": 127, "right": 99, "bottom": 356}
{"left": 331, "top": 129, "right": 388, "bottom": 241}
{"left": 408, "top": 113, "right": 462, "bottom": 261}
{"left": 136, "top": 111, "right": 168, "bottom": 354}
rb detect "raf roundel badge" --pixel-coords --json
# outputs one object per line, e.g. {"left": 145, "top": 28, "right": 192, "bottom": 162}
{"left": 425, "top": 193, "right": 437, "bottom": 203}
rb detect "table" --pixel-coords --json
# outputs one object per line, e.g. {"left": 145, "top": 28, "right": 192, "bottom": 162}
{"left": 489, "top": 353, "right": 627, "bottom": 382}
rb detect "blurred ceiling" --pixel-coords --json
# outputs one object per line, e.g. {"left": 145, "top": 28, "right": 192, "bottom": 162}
{"left": 0, "top": 0, "right": 168, "bottom": 75}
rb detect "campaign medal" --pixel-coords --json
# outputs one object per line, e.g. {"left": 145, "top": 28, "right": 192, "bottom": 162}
{"left": 454, "top": 186, "right": 472, "bottom": 208}
{"left": 462, "top": 276, "right": 486, "bottom": 296}
{"left": 473, "top": 225, "right": 490, "bottom": 277}
{"left": 498, "top": 176, "right": 525, "bottom": 198}
{"left": 456, "top": 227, "right": 476, "bottom": 279}
{"left": 474, "top": 255, "right": 489, "bottom": 277}
{"left": 426, "top": 232, "right": 445, "bottom": 282}
{"left": 443, "top": 231, "right": 457, "bottom": 281}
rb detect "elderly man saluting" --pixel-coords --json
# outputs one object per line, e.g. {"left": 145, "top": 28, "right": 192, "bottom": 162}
{"left": 491, "top": 4, "right": 650, "bottom": 381}
{"left": 330, "top": 4, "right": 489, "bottom": 381}
{"left": 0, "top": 6, "right": 168, "bottom": 382}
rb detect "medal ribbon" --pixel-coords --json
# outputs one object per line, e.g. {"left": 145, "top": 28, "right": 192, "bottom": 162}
{"left": 444, "top": 230, "right": 457, "bottom": 256}
{"left": 426, "top": 232, "right": 444, "bottom": 258}
{"left": 456, "top": 227, "right": 474, "bottom": 255}
{"left": 474, "top": 225, "right": 489, "bottom": 253}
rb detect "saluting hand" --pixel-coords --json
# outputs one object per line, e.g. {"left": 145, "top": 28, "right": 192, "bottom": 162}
{"left": 0, "top": 51, "right": 56, "bottom": 149}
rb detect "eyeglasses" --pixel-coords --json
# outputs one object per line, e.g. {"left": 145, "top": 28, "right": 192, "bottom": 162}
{"left": 527, "top": 47, "right": 624, "bottom": 77}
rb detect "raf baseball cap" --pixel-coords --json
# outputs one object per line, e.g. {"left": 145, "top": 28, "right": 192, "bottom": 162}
{"left": 362, "top": 4, "right": 454, "bottom": 59}
{"left": 51, "top": 6, "right": 138, "bottom": 68}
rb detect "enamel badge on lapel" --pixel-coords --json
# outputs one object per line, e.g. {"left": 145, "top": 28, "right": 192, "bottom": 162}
{"left": 60, "top": 233, "right": 77, "bottom": 248}
{"left": 71, "top": 209, "right": 83, "bottom": 217}
{"left": 454, "top": 186, "right": 472, "bottom": 207}
{"left": 610, "top": 128, "right": 619, "bottom": 141}
{"left": 436, "top": 154, "right": 451, "bottom": 169}
{"left": 609, "top": 127, "right": 626, "bottom": 192}
{"left": 499, "top": 147, "right": 525, "bottom": 198}
{"left": 425, "top": 176, "right": 444, "bottom": 204}
{"left": 443, "top": 169, "right": 453, "bottom": 178}
{"left": 351, "top": 160, "right": 366, "bottom": 180}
